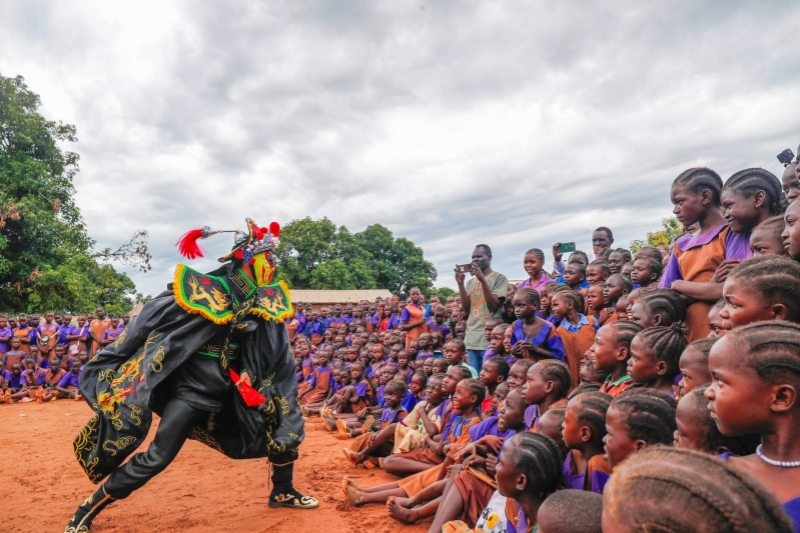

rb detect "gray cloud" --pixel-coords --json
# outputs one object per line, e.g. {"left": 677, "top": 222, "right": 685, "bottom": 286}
{"left": 1, "top": 0, "right": 799, "bottom": 297}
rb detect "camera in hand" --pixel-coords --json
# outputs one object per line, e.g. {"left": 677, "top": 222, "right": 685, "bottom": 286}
{"left": 557, "top": 242, "right": 576, "bottom": 254}
{"left": 778, "top": 149, "right": 795, "bottom": 167}
{"left": 455, "top": 263, "right": 473, "bottom": 274}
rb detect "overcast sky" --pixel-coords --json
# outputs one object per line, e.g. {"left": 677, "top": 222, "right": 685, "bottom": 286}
{"left": 2, "top": 1, "right": 799, "bottom": 297}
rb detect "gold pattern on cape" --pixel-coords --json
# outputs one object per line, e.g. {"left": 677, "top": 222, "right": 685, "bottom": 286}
{"left": 189, "top": 428, "right": 224, "bottom": 453}
{"left": 257, "top": 290, "right": 289, "bottom": 316}
{"left": 148, "top": 346, "right": 165, "bottom": 373}
{"left": 73, "top": 415, "right": 102, "bottom": 482}
{"left": 187, "top": 275, "right": 230, "bottom": 314}
{"left": 102, "top": 436, "right": 137, "bottom": 456}
{"left": 129, "top": 404, "right": 143, "bottom": 426}
{"left": 229, "top": 268, "right": 254, "bottom": 295}
{"left": 97, "top": 369, "right": 116, "bottom": 384}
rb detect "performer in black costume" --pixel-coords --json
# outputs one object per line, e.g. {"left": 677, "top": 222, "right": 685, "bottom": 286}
{"left": 66, "top": 219, "right": 317, "bottom": 533}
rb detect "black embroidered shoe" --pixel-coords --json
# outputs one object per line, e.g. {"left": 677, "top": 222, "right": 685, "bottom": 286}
{"left": 64, "top": 484, "right": 115, "bottom": 533}
{"left": 268, "top": 489, "right": 319, "bottom": 509}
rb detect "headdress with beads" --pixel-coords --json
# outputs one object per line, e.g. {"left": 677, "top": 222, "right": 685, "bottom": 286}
{"left": 176, "top": 218, "right": 281, "bottom": 264}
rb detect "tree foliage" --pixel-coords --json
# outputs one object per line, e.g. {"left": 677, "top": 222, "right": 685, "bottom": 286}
{"left": 630, "top": 216, "right": 683, "bottom": 252}
{"left": 274, "top": 217, "right": 437, "bottom": 298}
{"left": 0, "top": 74, "right": 146, "bottom": 314}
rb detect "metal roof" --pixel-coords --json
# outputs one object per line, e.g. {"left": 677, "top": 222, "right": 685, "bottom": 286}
{"left": 289, "top": 289, "right": 394, "bottom": 304}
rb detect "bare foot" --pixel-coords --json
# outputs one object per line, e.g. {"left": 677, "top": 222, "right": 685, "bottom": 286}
{"left": 390, "top": 495, "right": 414, "bottom": 508}
{"left": 387, "top": 497, "right": 418, "bottom": 524}
{"left": 344, "top": 483, "right": 366, "bottom": 506}
{"left": 343, "top": 477, "right": 360, "bottom": 490}
{"left": 322, "top": 417, "right": 337, "bottom": 432}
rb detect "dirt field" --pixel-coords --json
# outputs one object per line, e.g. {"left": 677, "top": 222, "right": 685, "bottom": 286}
{"left": 0, "top": 400, "right": 430, "bottom": 532}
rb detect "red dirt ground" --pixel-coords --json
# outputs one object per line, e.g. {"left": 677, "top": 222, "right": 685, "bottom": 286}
{"left": 0, "top": 400, "right": 430, "bottom": 532}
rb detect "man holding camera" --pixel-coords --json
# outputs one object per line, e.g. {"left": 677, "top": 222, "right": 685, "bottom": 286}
{"left": 455, "top": 244, "right": 508, "bottom": 371}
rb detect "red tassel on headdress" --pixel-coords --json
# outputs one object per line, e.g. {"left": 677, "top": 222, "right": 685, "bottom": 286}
{"left": 269, "top": 221, "right": 281, "bottom": 237}
{"left": 176, "top": 228, "right": 206, "bottom": 259}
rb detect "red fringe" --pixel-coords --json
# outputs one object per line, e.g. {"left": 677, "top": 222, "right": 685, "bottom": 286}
{"left": 176, "top": 228, "right": 205, "bottom": 259}
{"left": 229, "top": 369, "right": 266, "bottom": 407}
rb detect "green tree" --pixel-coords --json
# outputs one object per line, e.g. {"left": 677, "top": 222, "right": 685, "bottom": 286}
{"left": 0, "top": 74, "right": 146, "bottom": 313}
{"left": 432, "top": 286, "right": 458, "bottom": 301}
{"left": 273, "top": 218, "right": 437, "bottom": 298}
{"left": 630, "top": 216, "right": 683, "bottom": 252}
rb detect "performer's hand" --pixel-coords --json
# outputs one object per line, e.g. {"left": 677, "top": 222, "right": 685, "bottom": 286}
{"left": 238, "top": 371, "right": 252, "bottom": 387}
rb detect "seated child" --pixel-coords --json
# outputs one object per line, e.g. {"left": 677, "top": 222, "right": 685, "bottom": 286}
{"left": 469, "top": 432, "right": 563, "bottom": 533}
{"left": 37, "top": 358, "right": 68, "bottom": 403}
{"left": 2, "top": 362, "right": 26, "bottom": 403}
{"left": 343, "top": 379, "right": 408, "bottom": 467}
{"left": 393, "top": 374, "right": 447, "bottom": 454}
{"left": 52, "top": 359, "right": 84, "bottom": 400}
{"left": 402, "top": 372, "right": 427, "bottom": 412}
{"left": 484, "top": 324, "right": 513, "bottom": 366}
{"left": 427, "top": 305, "right": 452, "bottom": 344}
{"left": 505, "top": 359, "right": 533, "bottom": 391}
{"left": 298, "top": 349, "right": 334, "bottom": 406}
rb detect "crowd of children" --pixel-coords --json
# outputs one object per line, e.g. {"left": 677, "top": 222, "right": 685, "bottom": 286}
{"left": 0, "top": 308, "right": 128, "bottom": 403}
{"left": 5, "top": 161, "right": 800, "bottom": 530}
{"left": 285, "top": 163, "right": 800, "bottom": 531}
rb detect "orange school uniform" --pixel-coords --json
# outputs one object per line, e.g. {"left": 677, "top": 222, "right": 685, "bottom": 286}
{"left": 557, "top": 314, "right": 598, "bottom": 389}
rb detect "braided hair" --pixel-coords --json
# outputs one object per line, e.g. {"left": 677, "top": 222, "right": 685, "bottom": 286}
{"left": 553, "top": 288, "right": 585, "bottom": 314}
{"left": 684, "top": 386, "right": 759, "bottom": 457}
{"left": 508, "top": 432, "right": 564, "bottom": 500}
{"left": 637, "top": 289, "right": 687, "bottom": 326}
{"left": 611, "top": 388, "right": 677, "bottom": 445}
{"left": 460, "top": 378, "right": 487, "bottom": 405}
{"left": 603, "top": 447, "right": 794, "bottom": 533}
{"left": 567, "top": 382, "right": 602, "bottom": 399}
{"left": 516, "top": 287, "right": 541, "bottom": 309}
{"left": 539, "top": 490, "right": 602, "bottom": 533}
{"left": 607, "top": 320, "right": 643, "bottom": 348}
{"left": 724, "top": 168, "right": 784, "bottom": 216}
{"left": 537, "top": 359, "right": 572, "bottom": 399}
{"left": 524, "top": 248, "right": 545, "bottom": 262}
{"left": 728, "top": 321, "right": 800, "bottom": 389}
{"left": 568, "top": 250, "right": 589, "bottom": 265}
{"left": 635, "top": 324, "right": 688, "bottom": 378}
{"left": 752, "top": 214, "right": 786, "bottom": 240}
{"left": 487, "top": 356, "right": 511, "bottom": 380}
{"left": 612, "top": 248, "right": 632, "bottom": 263}
{"left": 673, "top": 167, "right": 724, "bottom": 206}
{"left": 726, "top": 256, "right": 800, "bottom": 323}
{"left": 571, "top": 391, "right": 612, "bottom": 440}
{"left": 606, "top": 274, "right": 633, "bottom": 295}
{"left": 634, "top": 246, "right": 663, "bottom": 264}
{"left": 588, "top": 261, "right": 611, "bottom": 279}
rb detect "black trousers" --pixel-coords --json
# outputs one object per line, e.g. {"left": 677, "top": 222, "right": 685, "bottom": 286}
{"left": 105, "top": 397, "right": 207, "bottom": 499}
{"left": 103, "top": 397, "right": 295, "bottom": 499}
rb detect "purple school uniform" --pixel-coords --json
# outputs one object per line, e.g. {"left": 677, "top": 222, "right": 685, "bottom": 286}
{"left": 725, "top": 229, "right": 754, "bottom": 261}
{"left": 380, "top": 406, "right": 406, "bottom": 427}
{"left": 8, "top": 373, "right": 25, "bottom": 389}
{"left": 426, "top": 320, "right": 452, "bottom": 341}
{"left": 295, "top": 312, "right": 307, "bottom": 333}
{"left": 1, "top": 368, "right": 12, "bottom": 381}
{"left": 563, "top": 450, "right": 611, "bottom": 495}
{"left": 0, "top": 327, "right": 13, "bottom": 353}
{"left": 376, "top": 384, "right": 386, "bottom": 407}
{"left": 401, "top": 390, "right": 422, "bottom": 412}
{"left": 328, "top": 316, "right": 351, "bottom": 328}
{"left": 524, "top": 404, "right": 540, "bottom": 431}
{"left": 58, "top": 369, "right": 82, "bottom": 388}
{"left": 517, "top": 273, "right": 554, "bottom": 294}
{"left": 468, "top": 416, "right": 517, "bottom": 453}
{"left": 509, "top": 320, "right": 566, "bottom": 362}
{"left": 659, "top": 224, "right": 728, "bottom": 288}
{"left": 506, "top": 500, "right": 528, "bottom": 533}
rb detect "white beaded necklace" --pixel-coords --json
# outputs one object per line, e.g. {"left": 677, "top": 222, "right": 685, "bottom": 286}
{"left": 756, "top": 445, "right": 800, "bottom": 468}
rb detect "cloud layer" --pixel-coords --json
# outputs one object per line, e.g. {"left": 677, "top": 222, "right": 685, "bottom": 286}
{"left": 2, "top": 0, "right": 799, "bottom": 296}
